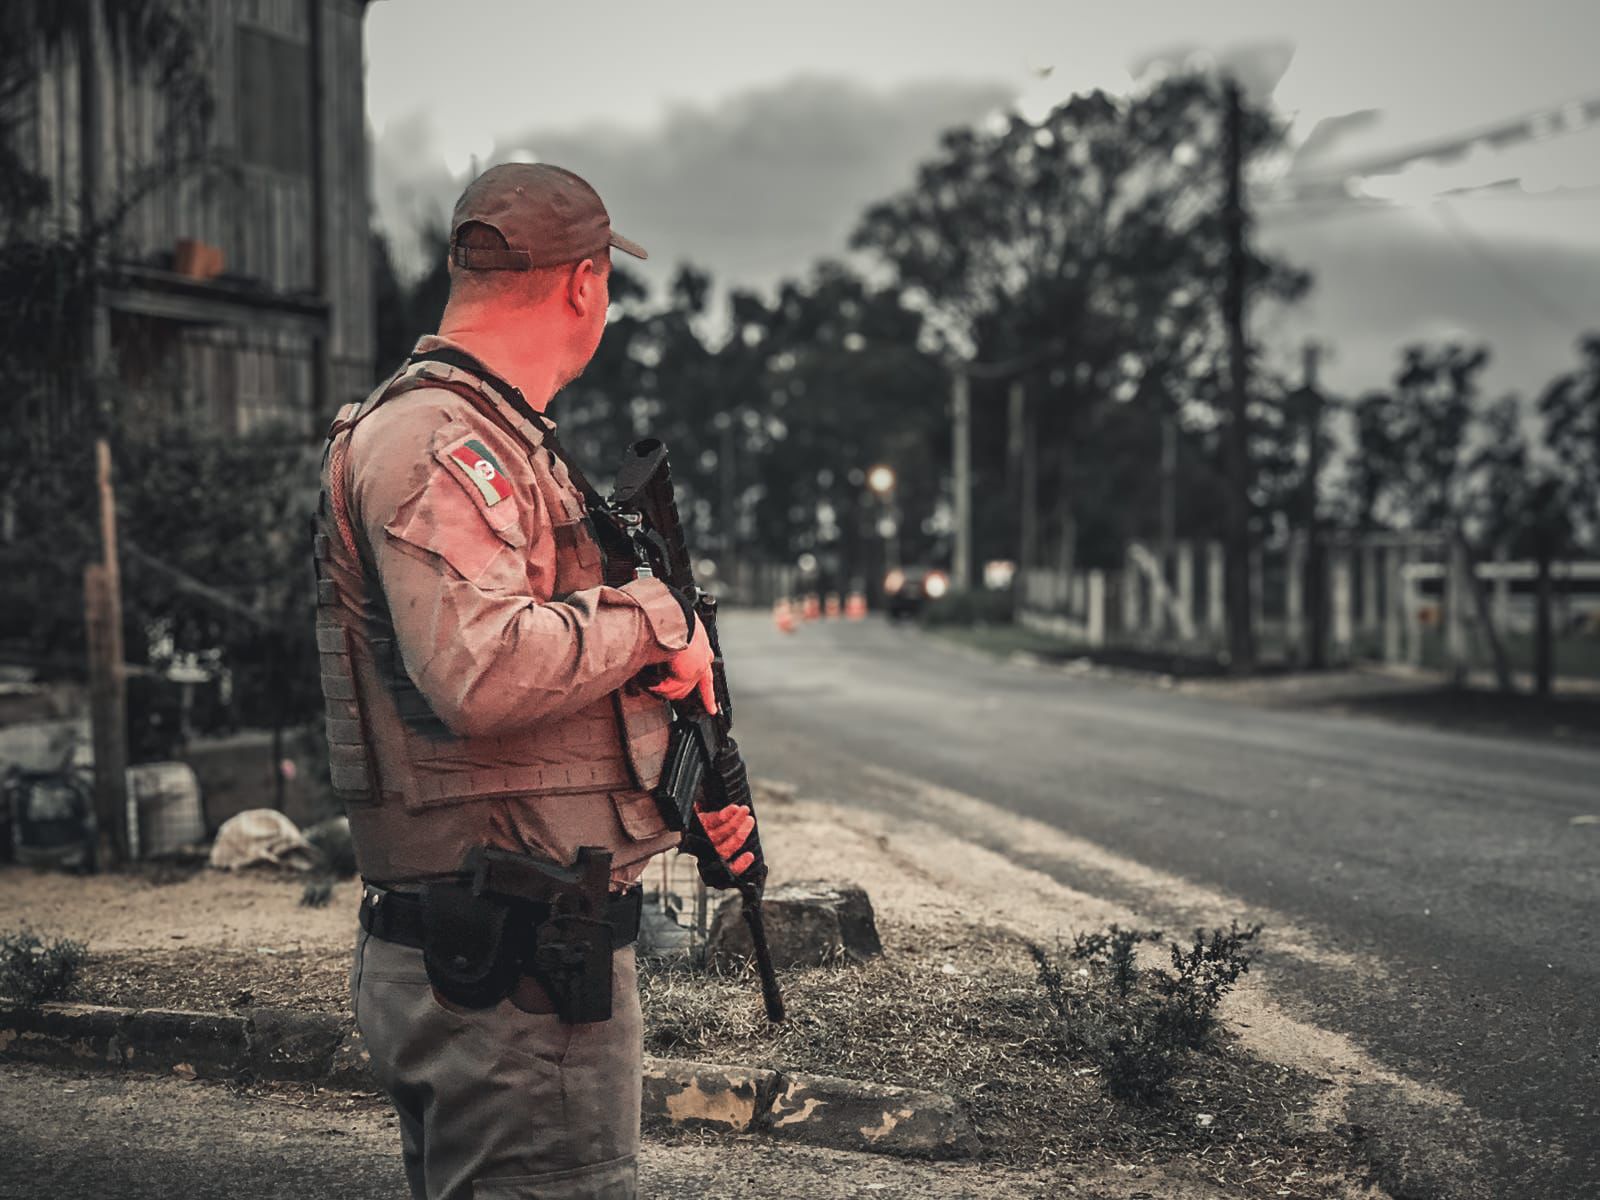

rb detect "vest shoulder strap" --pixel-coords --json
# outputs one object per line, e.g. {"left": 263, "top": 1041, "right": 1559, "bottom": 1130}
{"left": 403, "top": 349, "right": 611, "bottom": 513}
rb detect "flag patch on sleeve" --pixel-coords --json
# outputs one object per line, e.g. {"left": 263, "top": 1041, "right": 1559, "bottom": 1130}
{"left": 445, "top": 439, "right": 512, "bottom": 507}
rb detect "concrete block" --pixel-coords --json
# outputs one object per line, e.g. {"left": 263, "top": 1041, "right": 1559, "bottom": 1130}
{"left": 120, "top": 1008, "right": 247, "bottom": 1077}
{"left": 324, "top": 1024, "right": 376, "bottom": 1091}
{"left": 765, "top": 1071, "right": 979, "bottom": 1159}
{"left": 708, "top": 881, "right": 882, "bottom": 969}
{"left": 641, "top": 1056, "right": 778, "bottom": 1134}
{"left": 247, "top": 1008, "right": 347, "bottom": 1081}
{"left": 0, "top": 1001, "right": 126, "bottom": 1069}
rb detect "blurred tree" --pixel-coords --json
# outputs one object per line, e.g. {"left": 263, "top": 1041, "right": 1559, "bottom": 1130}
{"left": 550, "top": 259, "right": 945, "bottom": 590}
{"left": 0, "top": 1, "right": 325, "bottom": 742}
{"left": 0, "top": 424, "right": 320, "bottom": 728}
{"left": 1539, "top": 334, "right": 1600, "bottom": 546}
{"left": 117, "top": 426, "right": 322, "bottom": 729}
{"left": 371, "top": 222, "right": 452, "bottom": 382}
{"left": 850, "top": 75, "right": 1310, "bottom": 573}
{"left": 1341, "top": 344, "right": 1487, "bottom": 532}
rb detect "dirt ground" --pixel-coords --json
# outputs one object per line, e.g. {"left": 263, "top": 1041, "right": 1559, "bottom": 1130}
{"left": 1, "top": 863, "right": 361, "bottom": 1013}
{"left": 1, "top": 787, "right": 1402, "bottom": 1198}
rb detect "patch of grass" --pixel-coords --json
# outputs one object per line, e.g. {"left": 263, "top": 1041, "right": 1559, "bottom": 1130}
{"left": 641, "top": 920, "right": 1352, "bottom": 1194}
{"left": 0, "top": 927, "right": 88, "bottom": 1006}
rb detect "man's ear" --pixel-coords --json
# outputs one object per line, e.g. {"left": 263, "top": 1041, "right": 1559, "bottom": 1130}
{"left": 566, "top": 258, "right": 598, "bottom": 316}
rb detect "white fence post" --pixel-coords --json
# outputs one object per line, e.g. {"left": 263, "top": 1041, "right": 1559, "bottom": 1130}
{"left": 1175, "top": 542, "right": 1194, "bottom": 643}
{"left": 1332, "top": 548, "right": 1354, "bottom": 662}
{"left": 1286, "top": 534, "right": 1306, "bottom": 662}
{"left": 1383, "top": 546, "right": 1403, "bottom": 664}
{"left": 1206, "top": 542, "right": 1226, "bottom": 641}
{"left": 1362, "top": 545, "right": 1381, "bottom": 649}
{"left": 1123, "top": 546, "right": 1141, "bottom": 638}
{"left": 1404, "top": 551, "right": 1424, "bottom": 667}
{"left": 1445, "top": 536, "right": 1469, "bottom": 684}
{"left": 1087, "top": 570, "right": 1106, "bottom": 647}
{"left": 1492, "top": 543, "right": 1510, "bottom": 632}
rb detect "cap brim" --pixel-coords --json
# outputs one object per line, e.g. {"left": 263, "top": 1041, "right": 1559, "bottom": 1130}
{"left": 608, "top": 230, "right": 648, "bottom": 261}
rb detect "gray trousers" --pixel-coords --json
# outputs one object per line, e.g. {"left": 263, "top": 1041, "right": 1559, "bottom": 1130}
{"left": 351, "top": 927, "right": 642, "bottom": 1199}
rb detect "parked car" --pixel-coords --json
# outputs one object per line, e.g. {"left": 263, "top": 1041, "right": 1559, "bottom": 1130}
{"left": 883, "top": 566, "right": 950, "bottom": 620}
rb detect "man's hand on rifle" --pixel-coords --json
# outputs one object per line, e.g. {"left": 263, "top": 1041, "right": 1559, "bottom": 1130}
{"left": 692, "top": 800, "right": 760, "bottom": 881}
{"left": 647, "top": 608, "right": 718, "bottom": 714}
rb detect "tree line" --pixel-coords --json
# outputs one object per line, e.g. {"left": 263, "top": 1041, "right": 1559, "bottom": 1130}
{"left": 4, "top": 6, "right": 1596, "bottom": 738}
{"left": 377, "top": 76, "right": 1597, "bottom": 609}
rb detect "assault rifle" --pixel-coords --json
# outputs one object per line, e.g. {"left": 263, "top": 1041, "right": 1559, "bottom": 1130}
{"left": 610, "top": 438, "right": 786, "bottom": 1023}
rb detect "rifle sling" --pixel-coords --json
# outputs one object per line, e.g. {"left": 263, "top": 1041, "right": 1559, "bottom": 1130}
{"left": 404, "top": 348, "right": 639, "bottom": 574}
{"left": 405, "top": 347, "right": 611, "bottom": 511}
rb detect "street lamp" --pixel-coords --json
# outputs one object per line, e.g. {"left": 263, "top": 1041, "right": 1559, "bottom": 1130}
{"left": 864, "top": 464, "right": 900, "bottom": 576}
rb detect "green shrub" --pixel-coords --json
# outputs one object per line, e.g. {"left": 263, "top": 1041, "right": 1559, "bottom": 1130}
{"left": 1032, "top": 921, "right": 1262, "bottom": 1104}
{"left": 0, "top": 927, "right": 88, "bottom": 1006}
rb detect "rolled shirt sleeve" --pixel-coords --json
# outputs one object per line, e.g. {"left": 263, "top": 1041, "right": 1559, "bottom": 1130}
{"left": 350, "top": 403, "right": 689, "bottom": 740}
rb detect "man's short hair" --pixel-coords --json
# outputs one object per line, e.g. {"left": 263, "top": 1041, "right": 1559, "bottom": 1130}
{"left": 447, "top": 221, "right": 609, "bottom": 303}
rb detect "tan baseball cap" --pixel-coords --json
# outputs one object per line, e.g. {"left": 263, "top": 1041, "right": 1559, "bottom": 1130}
{"left": 449, "top": 162, "right": 648, "bottom": 270}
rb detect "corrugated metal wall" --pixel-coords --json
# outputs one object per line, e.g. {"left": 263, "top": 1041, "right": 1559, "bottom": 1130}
{"left": 25, "top": 0, "right": 373, "bottom": 438}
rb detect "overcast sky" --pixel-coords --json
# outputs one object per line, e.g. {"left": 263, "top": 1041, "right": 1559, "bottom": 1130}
{"left": 364, "top": 0, "right": 1600, "bottom": 398}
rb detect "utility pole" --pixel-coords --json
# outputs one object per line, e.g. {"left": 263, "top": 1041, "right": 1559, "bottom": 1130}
{"left": 951, "top": 369, "right": 972, "bottom": 591}
{"left": 719, "top": 413, "right": 737, "bottom": 593}
{"left": 949, "top": 343, "right": 1067, "bottom": 596}
{"left": 1300, "top": 343, "right": 1327, "bottom": 668}
{"left": 79, "top": 8, "right": 127, "bottom": 867}
{"left": 1221, "top": 78, "right": 1257, "bottom": 672}
{"left": 85, "top": 439, "right": 129, "bottom": 868}
{"left": 1008, "top": 378, "right": 1037, "bottom": 617}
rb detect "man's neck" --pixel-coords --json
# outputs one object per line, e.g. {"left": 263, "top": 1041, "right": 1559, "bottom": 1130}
{"left": 433, "top": 311, "right": 563, "bottom": 413}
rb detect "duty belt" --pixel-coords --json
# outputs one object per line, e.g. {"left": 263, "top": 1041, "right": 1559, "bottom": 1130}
{"left": 359, "top": 883, "right": 643, "bottom": 951}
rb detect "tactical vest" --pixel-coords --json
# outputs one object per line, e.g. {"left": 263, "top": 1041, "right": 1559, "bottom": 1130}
{"left": 312, "top": 364, "right": 672, "bottom": 882}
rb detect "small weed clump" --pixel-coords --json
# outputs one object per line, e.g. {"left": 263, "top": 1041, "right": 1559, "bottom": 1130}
{"left": 1033, "top": 921, "right": 1262, "bottom": 1104}
{"left": 0, "top": 927, "right": 88, "bottom": 1006}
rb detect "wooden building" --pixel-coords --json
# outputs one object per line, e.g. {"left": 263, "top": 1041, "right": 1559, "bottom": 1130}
{"left": 17, "top": 0, "right": 374, "bottom": 438}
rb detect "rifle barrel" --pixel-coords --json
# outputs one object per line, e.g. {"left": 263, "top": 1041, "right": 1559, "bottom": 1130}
{"left": 740, "top": 885, "right": 786, "bottom": 1023}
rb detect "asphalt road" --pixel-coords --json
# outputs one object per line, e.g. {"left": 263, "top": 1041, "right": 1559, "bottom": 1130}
{"left": 721, "top": 612, "right": 1600, "bottom": 1198}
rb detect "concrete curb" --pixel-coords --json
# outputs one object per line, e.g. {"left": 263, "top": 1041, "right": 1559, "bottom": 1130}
{"left": 0, "top": 1002, "right": 976, "bottom": 1159}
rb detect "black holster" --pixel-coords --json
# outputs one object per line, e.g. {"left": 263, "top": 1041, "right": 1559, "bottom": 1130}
{"left": 416, "top": 845, "right": 622, "bottom": 1024}
{"left": 420, "top": 881, "right": 518, "bottom": 1009}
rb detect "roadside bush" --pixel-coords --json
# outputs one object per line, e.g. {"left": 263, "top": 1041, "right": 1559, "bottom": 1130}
{"left": 1032, "top": 921, "right": 1262, "bottom": 1104}
{"left": 0, "top": 927, "right": 88, "bottom": 1006}
{"left": 920, "top": 588, "right": 1014, "bottom": 627}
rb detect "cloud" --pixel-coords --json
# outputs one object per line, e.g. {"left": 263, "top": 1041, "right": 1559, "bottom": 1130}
{"left": 1290, "top": 108, "right": 1383, "bottom": 173}
{"left": 371, "top": 74, "right": 1013, "bottom": 291}
{"left": 1260, "top": 199, "right": 1600, "bottom": 398}
{"left": 1127, "top": 39, "right": 1297, "bottom": 105}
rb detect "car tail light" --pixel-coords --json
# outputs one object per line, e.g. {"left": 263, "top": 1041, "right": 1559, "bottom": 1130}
{"left": 884, "top": 568, "right": 906, "bottom": 594}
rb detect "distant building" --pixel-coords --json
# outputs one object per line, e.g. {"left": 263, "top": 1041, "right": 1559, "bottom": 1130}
{"left": 16, "top": 0, "right": 374, "bottom": 438}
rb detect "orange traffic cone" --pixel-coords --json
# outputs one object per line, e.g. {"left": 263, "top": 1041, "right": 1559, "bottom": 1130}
{"left": 824, "top": 593, "right": 841, "bottom": 619}
{"left": 844, "top": 592, "right": 868, "bottom": 620}
{"left": 773, "top": 597, "right": 797, "bottom": 634}
{"left": 801, "top": 593, "right": 822, "bottom": 622}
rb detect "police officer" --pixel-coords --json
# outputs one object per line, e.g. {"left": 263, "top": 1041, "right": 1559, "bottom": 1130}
{"left": 313, "top": 163, "right": 761, "bottom": 1200}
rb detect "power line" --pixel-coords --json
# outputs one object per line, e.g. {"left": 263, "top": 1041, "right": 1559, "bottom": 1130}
{"left": 1428, "top": 198, "right": 1590, "bottom": 329}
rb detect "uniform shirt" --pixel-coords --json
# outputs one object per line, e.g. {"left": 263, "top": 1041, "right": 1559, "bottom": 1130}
{"left": 344, "top": 335, "right": 688, "bottom": 884}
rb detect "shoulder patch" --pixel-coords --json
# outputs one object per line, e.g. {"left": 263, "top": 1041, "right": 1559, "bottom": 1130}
{"left": 445, "top": 438, "right": 512, "bottom": 508}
